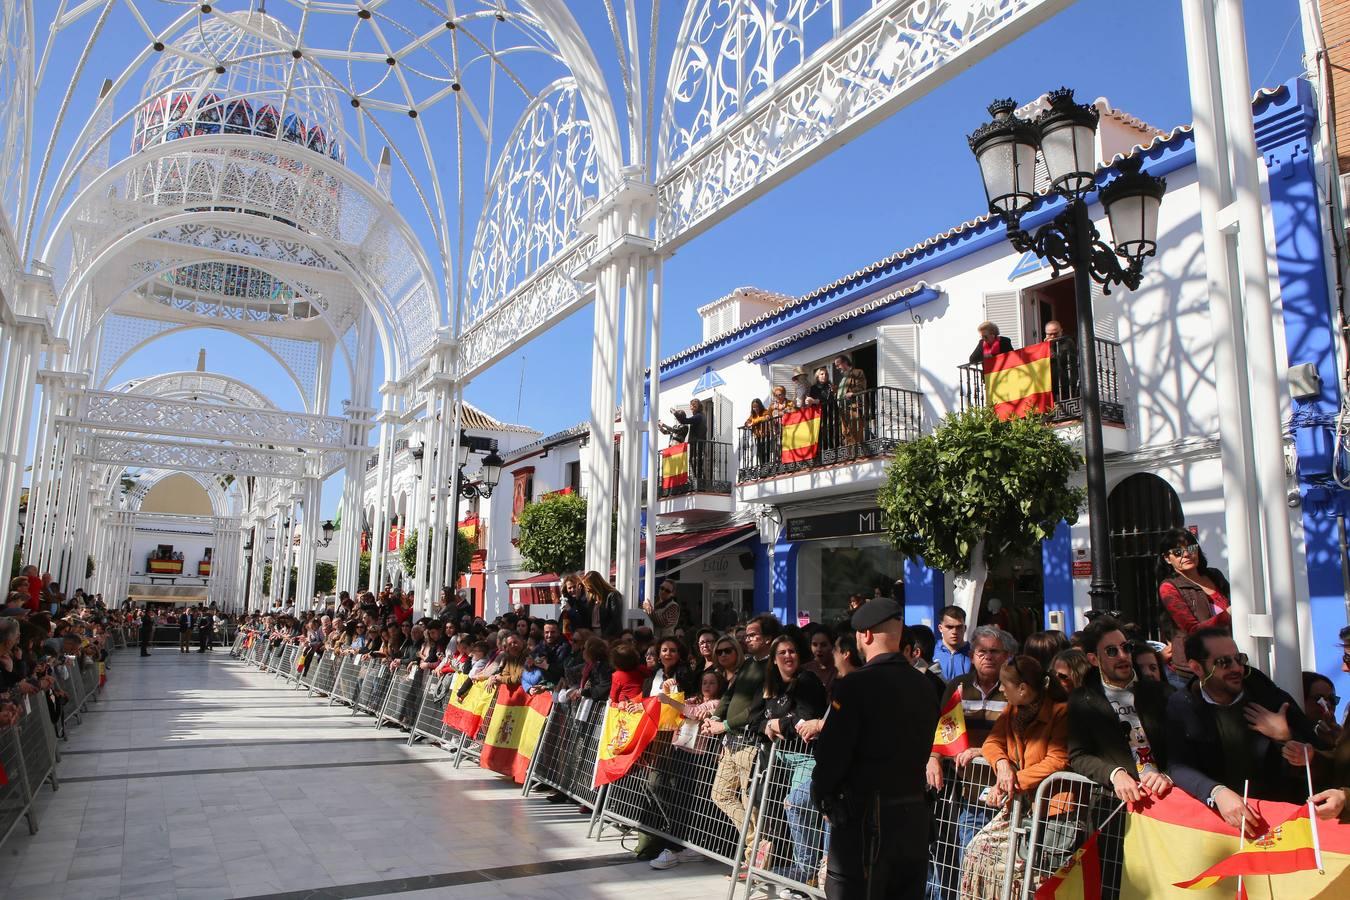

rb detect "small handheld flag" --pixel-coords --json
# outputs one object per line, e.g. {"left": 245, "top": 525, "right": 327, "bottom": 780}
{"left": 931, "top": 691, "right": 970, "bottom": 757}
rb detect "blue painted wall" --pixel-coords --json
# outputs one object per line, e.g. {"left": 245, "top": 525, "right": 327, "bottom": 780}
{"left": 1257, "top": 78, "right": 1349, "bottom": 713}
{"left": 1042, "top": 520, "right": 1074, "bottom": 631}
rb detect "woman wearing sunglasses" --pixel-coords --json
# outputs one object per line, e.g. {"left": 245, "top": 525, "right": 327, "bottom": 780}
{"left": 1157, "top": 527, "right": 1230, "bottom": 685}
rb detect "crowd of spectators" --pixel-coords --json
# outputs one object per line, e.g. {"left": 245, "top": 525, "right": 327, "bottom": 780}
{"left": 0, "top": 564, "right": 116, "bottom": 746}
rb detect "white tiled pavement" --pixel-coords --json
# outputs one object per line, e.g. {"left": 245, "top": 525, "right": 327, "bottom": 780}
{"left": 0, "top": 647, "right": 735, "bottom": 899}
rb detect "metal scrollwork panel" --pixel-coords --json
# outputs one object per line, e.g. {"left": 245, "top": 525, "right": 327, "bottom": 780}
{"left": 85, "top": 434, "right": 308, "bottom": 479}
{"left": 657, "top": 0, "right": 1070, "bottom": 245}
{"left": 81, "top": 391, "right": 347, "bottom": 449}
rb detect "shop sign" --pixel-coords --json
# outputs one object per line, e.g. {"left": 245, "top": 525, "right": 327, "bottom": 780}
{"left": 785, "top": 507, "right": 887, "bottom": 542}
{"left": 1071, "top": 560, "right": 1092, "bottom": 579}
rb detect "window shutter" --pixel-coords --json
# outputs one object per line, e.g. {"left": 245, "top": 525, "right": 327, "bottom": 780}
{"left": 1090, "top": 281, "right": 1120, "bottom": 343}
{"left": 714, "top": 393, "right": 734, "bottom": 443}
{"left": 878, "top": 324, "right": 920, "bottom": 392}
{"left": 768, "top": 363, "right": 797, "bottom": 399}
{"left": 983, "top": 290, "right": 1023, "bottom": 349}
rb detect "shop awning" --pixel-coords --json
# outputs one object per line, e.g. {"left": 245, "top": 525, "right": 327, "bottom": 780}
{"left": 506, "top": 573, "right": 562, "bottom": 587}
{"left": 636, "top": 523, "right": 756, "bottom": 570}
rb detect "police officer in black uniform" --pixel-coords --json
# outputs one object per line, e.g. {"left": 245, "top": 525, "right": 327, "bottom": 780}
{"left": 139, "top": 606, "right": 155, "bottom": 657}
{"left": 811, "top": 597, "right": 938, "bottom": 899}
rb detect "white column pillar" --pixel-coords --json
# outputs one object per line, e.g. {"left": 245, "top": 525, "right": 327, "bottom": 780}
{"left": 643, "top": 259, "right": 664, "bottom": 622}
{"left": 614, "top": 255, "right": 648, "bottom": 608}
{"left": 584, "top": 205, "right": 620, "bottom": 575}
{"left": 0, "top": 325, "right": 39, "bottom": 566}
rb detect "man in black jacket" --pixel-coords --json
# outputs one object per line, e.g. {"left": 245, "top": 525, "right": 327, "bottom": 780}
{"left": 813, "top": 598, "right": 938, "bottom": 899}
{"left": 1166, "top": 627, "right": 1319, "bottom": 837}
{"left": 1068, "top": 616, "right": 1174, "bottom": 803}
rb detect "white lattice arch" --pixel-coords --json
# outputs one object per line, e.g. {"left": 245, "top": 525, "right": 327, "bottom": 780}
{"left": 107, "top": 371, "right": 279, "bottom": 414}
{"left": 43, "top": 135, "right": 442, "bottom": 377}
{"left": 119, "top": 468, "right": 236, "bottom": 520}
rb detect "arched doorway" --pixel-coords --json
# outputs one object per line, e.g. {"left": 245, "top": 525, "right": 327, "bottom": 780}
{"left": 1109, "top": 473, "right": 1184, "bottom": 637}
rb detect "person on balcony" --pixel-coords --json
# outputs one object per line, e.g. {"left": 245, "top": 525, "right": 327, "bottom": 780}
{"left": 662, "top": 398, "right": 708, "bottom": 482}
{"left": 833, "top": 354, "right": 867, "bottom": 449}
{"left": 1043, "top": 320, "right": 1078, "bottom": 405}
{"left": 745, "top": 398, "right": 772, "bottom": 469}
{"left": 968, "top": 321, "right": 1013, "bottom": 365}
{"left": 791, "top": 366, "right": 812, "bottom": 408}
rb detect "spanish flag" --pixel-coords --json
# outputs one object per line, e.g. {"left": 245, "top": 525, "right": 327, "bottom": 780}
{"left": 510, "top": 691, "right": 554, "bottom": 784}
{"left": 1034, "top": 830, "right": 1102, "bottom": 899}
{"left": 931, "top": 690, "right": 969, "bottom": 757}
{"left": 480, "top": 686, "right": 530, "bottom": 778}
{"left": 661, "top": 443, "right": 690, "bottom": 489}
{"left": 593, "top": 697, "right": 662, "bottom": 788}
{"left": 658, "top": 691, "right": 685, "bottom": 731}
{"left": 983, "top": 341, "right": 1053, "bottom": 420}
{"left": 780, "top": 407, "right": 822, "bottom": 463}
{"left": 442, "top": 675, "right": 495, "bottom": 736}
{"left": 1175, "top": 806, "right": 1320, "bottom": 890}
{"left": 1124, "top": 789, "right": 1349, "bottom": 897}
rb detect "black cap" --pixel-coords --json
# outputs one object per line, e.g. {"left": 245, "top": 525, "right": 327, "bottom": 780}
{"left": 850, "top": 597, "right": 904, "bottom": 632}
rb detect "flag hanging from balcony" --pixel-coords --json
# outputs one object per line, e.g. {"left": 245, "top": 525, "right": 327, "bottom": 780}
{"left": 780, "top": 406, "right": 822, "bottom": 463}
{"left": 983, "top": 341, "right": 1053, "bottom": 420}
{"left": 661, "top": 443, "right": 690, "bottom": 489}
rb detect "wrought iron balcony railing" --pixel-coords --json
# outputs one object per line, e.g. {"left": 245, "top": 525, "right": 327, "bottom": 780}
{"left": 736, "top": 386, "right": 924, "bottom": 483}
{"left": 657, "top": 440, "right": 734, "bottom": 499}
{"left": 958, "top": 337, "right": 1124, "bottom": 425}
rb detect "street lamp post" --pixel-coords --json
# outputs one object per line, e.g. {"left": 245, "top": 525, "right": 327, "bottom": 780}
{"left": 968, "top": 89, "right": 1166, "bottom": 611}
{"left": 420, "top": 433, "right": 503, "bottom": 599}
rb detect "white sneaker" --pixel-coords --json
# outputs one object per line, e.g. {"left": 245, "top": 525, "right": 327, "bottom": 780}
{"left": 675, "top": 848, "right": 702, "bottom": 863}
{"left": 649, "top": 849, "right": 680, "bottom": 870}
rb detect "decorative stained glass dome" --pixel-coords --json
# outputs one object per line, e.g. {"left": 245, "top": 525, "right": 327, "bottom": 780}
{"left": 131, "top": 10, "right": 344, "bottom": 163}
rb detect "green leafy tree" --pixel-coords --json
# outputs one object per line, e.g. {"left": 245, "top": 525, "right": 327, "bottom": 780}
{"left": 516, "top": 491, "right": 588, "bottom": 577}
{"left": 314, "top": 561, "right": 337, "bottom": 594}
{"left": 397, "top": 529, "right": 477, "bottom": 585}
{"left": 86, "top": 555, "right": 95, "bottom": 579}
{"left": 261, "top": 562, "right": 298, "bottom": 599}
{"left": 11, "top": 544, "right": 21, "bottom": 579}
{"left": 877, "top": 406, "right": 1085, "bottom": 608}
{"left": 358, "top": 551, "right": 371, "bottom": 591}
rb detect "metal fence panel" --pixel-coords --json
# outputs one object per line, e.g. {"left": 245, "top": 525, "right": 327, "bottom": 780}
{"left": 329, "top": 656, "right": 364, "bottom": 707}
{"left": 450, "top": 690, "right": 498, "bottom": 767}
{"left": 596, "top": 727, "right": 761, "bottom": 873}
{"left": 0, "top": 710, "right": 36, "bottom": 846}
{"left": 409, "top": 673, "right": 451, "bottom": 743}
{"left": 16, "top": 695, "right": 57, "bottom": 799}
{"left": 376, "top": 665, "right": 425, "bottom": 730}
{"left": 1020, "top": 772, "right": 1123, "bottom": 900}
{"left": 524, "top": 697, "right": 605, "bottom": 808}
{"left": 229, "top": 632, "right": 246, "bottom": 656}
{"left": 354, "top": 662, "right": 394, "bottom": 716}
{"left": 312, "top": 651, "right": 339, "bottom": 696}
{"left": 54, "top": 661, "right": 85, "bottom": 734}
{"left": 739, "top": 736, "right": 826, "bottom": 898}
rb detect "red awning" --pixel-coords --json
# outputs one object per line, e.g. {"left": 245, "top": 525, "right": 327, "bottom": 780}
{"left": 636, "top": 523, "right": 755, "bottom": 570}
{"left": 506, "top": 573, "right": 562, "bottom": 587}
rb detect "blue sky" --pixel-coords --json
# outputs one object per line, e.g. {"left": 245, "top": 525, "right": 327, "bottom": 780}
{"left": 74, "top": 0, "right": 1309, "bottom": 516}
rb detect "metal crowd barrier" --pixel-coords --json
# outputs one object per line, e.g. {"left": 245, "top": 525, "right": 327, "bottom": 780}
{"left": 307, "top": 651, "right": 338, "bottom": 696}
{"left": 926, "top": 757, "right": 1025, "bottom": 900}
{"left": 53, "top": 661, "right": 87, "bottom": 736}
{"left": 739, "top": 735, "right": 827, "bottom": 899}
{"left": 449, "top": 688, "right": 497, "bottom": 768}
{"left": 407, "top": 671, "right": 452, "bottom": 744}
{"left": 330, "top": 656, "right": 366, "bottom": 707}
{"left": 277, "top": 645, "right": 300, "bottom": 682}
{"left": 595, "top": 726, "right": 762, "bottom": 882}
{"left": 376, "top": 664, "right": 425, "bottom": 731}
{"left": 1020, "top": 771, "right": 1123, "bottom": 900}
{"left": 229, "top": 631, "right": 246, "bottom": 656}
{"left": 521, "top": 698, "right": 606, "bottom": 810}
{"left": 354, "top": 661, "right": 394, "bottom": 716}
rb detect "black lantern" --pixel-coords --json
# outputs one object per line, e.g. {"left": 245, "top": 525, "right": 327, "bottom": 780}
{"left": 1099, "top": 156, "right": 1167, "bottom": 262}
{"left": 320, "top": 520, "right": 335, "bottom": 546}
{"left": 968, "top": 98, "right": 1039, "bottom": 217}
{"left": 1034, "top": 88, "right": 1099, "bottom": 197}
{"left": 478, "top": 450, "right": 504, "bottom": 496}
{"left": 456, "top": 431, "right": 473, "bottom": 469}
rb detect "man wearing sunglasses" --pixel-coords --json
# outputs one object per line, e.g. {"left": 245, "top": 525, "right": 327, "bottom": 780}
{"left": 1067, "top": 616, "right": 1173, "bottom": 806}
{"left": 1166, "top": 627, "right": 1320, "bottom": 837}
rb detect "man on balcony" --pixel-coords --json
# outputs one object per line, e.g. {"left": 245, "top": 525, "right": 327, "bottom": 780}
{"left": 834, "top": 354, "right": 867, "bottom": 448}
{"left": 662, "top": 399, "right": 708, "bottom": 483}
{"left": 1043, "top": 320, "right": 1078, "bottom": 406}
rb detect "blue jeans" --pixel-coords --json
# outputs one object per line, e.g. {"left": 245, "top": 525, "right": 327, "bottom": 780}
{"left": 782, "top": 757, "right": 829, "bottom": 885}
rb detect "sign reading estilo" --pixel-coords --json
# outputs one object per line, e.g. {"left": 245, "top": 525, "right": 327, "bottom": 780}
{"left": 784, "top": 508, "right": 888, "bottom": 542}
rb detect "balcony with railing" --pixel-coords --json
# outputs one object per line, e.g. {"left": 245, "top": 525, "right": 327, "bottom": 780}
{"left": 735, "top": 387, "right": 924, "bottom": 502}
{"left": 652, "top": 439, "right": 734, "bottom": 522}
{"left": 958, "top": 338, "right": 1125, "bottom": 426}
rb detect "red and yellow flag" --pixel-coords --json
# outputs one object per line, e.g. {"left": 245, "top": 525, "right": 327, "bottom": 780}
{"left": 0, "top": 761, "right": 7, "bottom": 786}
{"left": 780, "top": 407, "right": 822, "bottom": 463}
{"left": 480, "top": 686, "right": 530, "bottom": 778}
{"left": 661, "top": 443, "right": 690, "bottom": 489}
{"left": 442, "top": 674, "right": 495, "bottom": 736}
{"left": 658, "top": 691, "right": 685, "bottom": 731}
{"left": 509, "top": 691, "right": 554, "bottom": 783}
{"left": 931, "top": 690, "right": 969, "bottom": 757}
{"left": 1124, "top": 788, "right": 1349, "bottom": 898}
{"left": 1034, "top": 829, "right": 1102, "bottom": 900}
{"left": 1175, "top": 806, "right": 1319, "bottom": 890}
{"left": 983, "top": 341, "right": 1053, "bottom": 420}
{"left": 593, "top": 697, "right": 662, "bottom": 788}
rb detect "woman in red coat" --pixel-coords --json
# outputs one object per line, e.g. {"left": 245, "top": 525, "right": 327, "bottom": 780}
{"left": 1156, "top": 528, "right": 1230, "bottom": 680}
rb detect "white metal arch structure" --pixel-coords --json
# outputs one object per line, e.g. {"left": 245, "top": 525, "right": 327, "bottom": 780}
{"left": 43, "top": 135, "right": 437, "bottom": 377}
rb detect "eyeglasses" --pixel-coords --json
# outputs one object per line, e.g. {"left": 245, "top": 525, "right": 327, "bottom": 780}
{"left": 1208, "top": 653, "right": 1248, "bottom": 671}
{"left": 1166, "top": 545, "right": 1199, "bottom": 558}
{"left": 716, "top": 647, "right": 737, "bottom": 656}
{"left": 1098, "top": 643, "right": 1129, "bottom": 659}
